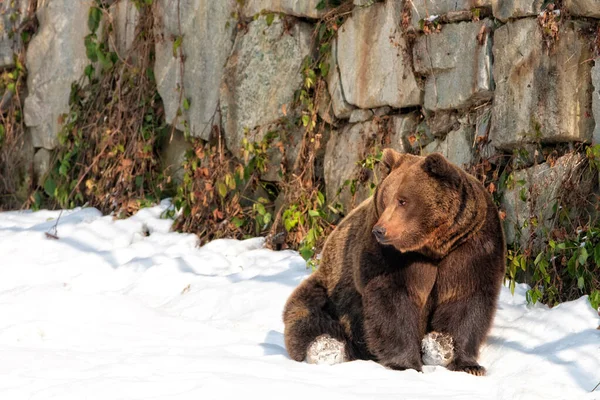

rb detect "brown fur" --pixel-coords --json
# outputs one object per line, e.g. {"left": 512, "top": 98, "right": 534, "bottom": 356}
{"left": 282, "top": 149, "right": 506, "bottom": 375}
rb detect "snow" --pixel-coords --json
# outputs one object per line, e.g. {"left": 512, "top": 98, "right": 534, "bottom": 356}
{"left": 1, "top": 200, "right": 599, "bottom": 400}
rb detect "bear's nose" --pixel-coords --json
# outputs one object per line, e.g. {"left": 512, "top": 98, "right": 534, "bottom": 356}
{"left": 372, "top": 226, "right": 386, "bottom": 242}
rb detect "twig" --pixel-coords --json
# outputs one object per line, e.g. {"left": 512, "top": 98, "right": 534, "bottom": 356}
{"left": 45, "top": 210, "right": 63, "bottom": 240}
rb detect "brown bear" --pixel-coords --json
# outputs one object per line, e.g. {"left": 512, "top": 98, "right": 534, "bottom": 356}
{"left": 282, "top": 149, "right": 506, "bottom": 376}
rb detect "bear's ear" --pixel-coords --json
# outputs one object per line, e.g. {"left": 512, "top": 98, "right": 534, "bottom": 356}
{"left": 422, "top": 153, "right": 461, "bottom": 188}
{"left": 381, "top": 148, "right": 404, "bottom": 172}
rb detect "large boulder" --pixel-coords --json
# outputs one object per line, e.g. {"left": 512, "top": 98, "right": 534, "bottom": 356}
{"left": 337, "top": 0, "right": 421, "bottom": 110}
{"left": 501, "top": 152, "right": 598, "bottom": 251}
{"left": 490, "top": 19, "right": 594, "bottom": 150}
{"left": 154, "top": 0, "right": 236, "bottom": 140}
{"left": 243, "top": 0, "right": 327, "bottom": 19}
{"left": 220, "top": 14, "right": 313, "bottom": 157}
{"left": 492, "top": 0, "right": 544, "bottom": 22}
{"left": 23, "top": 0, "right": 91, "bottom": 150}
{"left": 413, "top": 19, "right": 494, "bottom": 112}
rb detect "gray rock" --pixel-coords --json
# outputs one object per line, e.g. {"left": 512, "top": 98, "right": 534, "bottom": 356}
{"left": 154, "top": 0, "right": 236, "bottom": 140}
{"left": 220, "top": 15, "right": 313, "bottom": 156}
{"left": 349, "top": 109, "right": 373, "bottom": 123}
{"left": 593, "top": 62, "right": 600, "bottom": 145}
{"left": 324, "top": 115, "right": 418, "bottom": 212}
{"left": 260, "top": 124, "right": 304, "bottom": 183}
{"left": 492, "top": 0, "right": 544, "bottom": 22}
{"left": 421, "top": 125, "right": 474, "bottom": 169}
{"left": 0, "top": 12, "right": 13, "bottom": 69}
{"left": 424, "top": 110, "right": 460, "bottom": 138}
{"left": 23, "top": 0, "right": 91, "bottom": 150}
{"left": 403, "top": 120, "right": 435, "bottom": 154}
{"left": 337, "top": 0, "right": 421, "bottom": 110}
{"left": 353, "top": 0, "right": 374, "bottom": 6}
{"left": 317, "top": 83, "right": 335, "bottom": 125}
{"left": 243, "top": 0, "right": 327, "bottom": 19}
{"left": 159, "top": 130, "right": 192, "bottom": 185}
{"left": 33, "top": 148, "right": 52, "bottom": 187}
{"left": 473, "top": 105, "right": 499, "bottom": 162}
{"left": 413, "top": 19, "right": 494, "bottom": 112}
{"left": 0, "top": 0, "right": 32, "bottom": 69}
{"left": 388, "top": 113, "right": 421, "bottom": 154}
{"left": 109, "top": 0, "right": 139, "bottom": 57}
{"left": 324, "top": 122, "right": 377, "bottom": 213}
{"left": 490, "top": 19, "right": 594, "bottom": 150}
{"left": 374, "top": 106, "right": 392, "bottom": 117}
{"left": 410, "top": 0, "right": 492, "bottom": 30}
{"left": 501, "top": 152, "right": 597, "bottom": 250}
{"left": 327, "top": 39, "right": 355, "bottom": 120}
{"left": 565, "top": 0, "right": 600, "bottom": 18}
{"left": 510, "top": 144, "right": 545, "bottom": 170}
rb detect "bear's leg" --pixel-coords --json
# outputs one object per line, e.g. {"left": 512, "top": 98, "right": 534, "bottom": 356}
{"left": 428, "top": 294, "right": 497, "bottom": 376}
{"left": 283, "top": 274, "right": 350, "bottom": 364}
{"left": 362, "top": 264, "right": 437, "bottom": 372}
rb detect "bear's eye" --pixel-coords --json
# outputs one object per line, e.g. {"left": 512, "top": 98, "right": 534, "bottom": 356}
{"left": 398, "top": 199, "right": 406, "bottom": 206}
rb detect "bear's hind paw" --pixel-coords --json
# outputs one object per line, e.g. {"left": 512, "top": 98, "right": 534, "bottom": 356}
{"left": 421, "top": 331, "right": 454, "bottom": 367}
{"left": 305, "top": 334, "right": 346, "bottom": 366}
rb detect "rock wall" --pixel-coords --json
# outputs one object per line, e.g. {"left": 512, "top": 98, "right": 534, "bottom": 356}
{"left": 3, "top": 0, "right": 600, "bottom": 251}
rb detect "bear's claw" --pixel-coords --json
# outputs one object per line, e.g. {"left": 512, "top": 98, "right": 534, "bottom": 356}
{"left": 448, "top": 362, "right": 487, "bottom": 376}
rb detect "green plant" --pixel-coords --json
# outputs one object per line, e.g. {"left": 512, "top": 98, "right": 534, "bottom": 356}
{"left": 0, "top": 3, "right": 37, "bottom": 210}
{"left": 169, "top": 131, "right": 280, "bottom": 244}
{"left": 524, "top": 229, "right": 600, "bottom": 309}
{"left": 502, "top": 144, "right": 600, "bottom": 310}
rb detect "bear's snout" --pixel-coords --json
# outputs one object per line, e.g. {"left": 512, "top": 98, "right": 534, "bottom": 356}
{"left": 372, "top": 225, "right": 386, "bottom": 242}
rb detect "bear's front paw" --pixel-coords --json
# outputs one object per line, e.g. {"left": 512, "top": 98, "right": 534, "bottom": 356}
{"left": 305, "top": 334, "right": 346, "bottom": 366}
{"left": 448, "top": 361, "right": 486, "bottom": 376}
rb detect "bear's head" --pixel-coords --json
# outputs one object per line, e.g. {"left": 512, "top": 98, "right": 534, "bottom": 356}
{"left": 372, "top": 148, "right": 487, "bottom": 259}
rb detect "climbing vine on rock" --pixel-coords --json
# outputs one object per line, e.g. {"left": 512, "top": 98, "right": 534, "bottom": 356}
{"left": 167, "top": 2, "right": 357, "bottom": 270}
{"left": 37, "top": 0, "right": 172, "bottom": 217}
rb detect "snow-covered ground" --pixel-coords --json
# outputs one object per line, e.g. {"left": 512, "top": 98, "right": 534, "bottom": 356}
{"left": 0, "top": 200, "right": 599, "bottom": 400}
